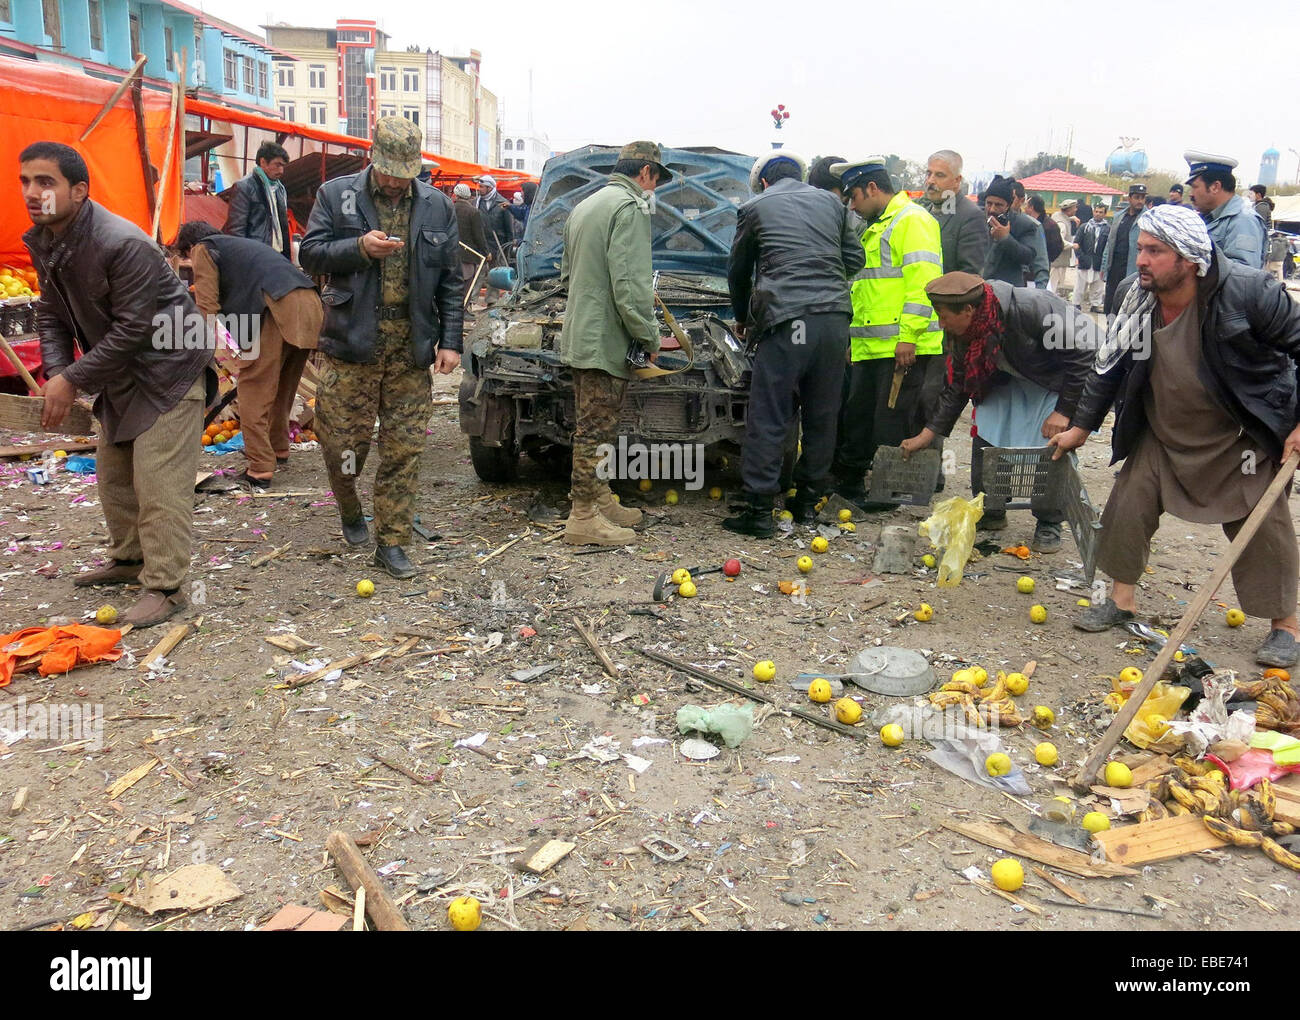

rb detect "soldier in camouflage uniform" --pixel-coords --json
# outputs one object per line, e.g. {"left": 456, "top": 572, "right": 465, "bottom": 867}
{"left": 560, "top": 141, "right": 670, "bottom": 546}
{"left": 299, "top": 117, "right": 464, "bottom": 578}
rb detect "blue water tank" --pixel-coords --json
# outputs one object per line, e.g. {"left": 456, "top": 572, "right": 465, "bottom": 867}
{"left": 1105, "top": 149, "right": 1149, "bottom": 176}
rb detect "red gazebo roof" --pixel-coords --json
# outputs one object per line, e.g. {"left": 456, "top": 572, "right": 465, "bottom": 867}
{"left": 1018, "top": 169, "right": 1124, "bottom": 196}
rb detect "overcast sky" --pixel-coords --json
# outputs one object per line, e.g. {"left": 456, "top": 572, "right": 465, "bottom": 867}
{"left": 212, "top": 0, "right": 1299, "bottom": 183}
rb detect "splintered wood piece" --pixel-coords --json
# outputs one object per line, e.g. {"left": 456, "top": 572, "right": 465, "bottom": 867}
{"left": 264, "top": 634, "right": 318, "bottom": 653}
{"left": 105, "top": 759, "right": 159, "bottom": 800}
{"left": 515, "top": 838, "right": 576, "bottom": 875}
{"left": 1092, "top": 814, "right": 1229, "bottom": 865}
{"left": 10, "top": 787, "right": 29, "bottom": 816}
{"left": 139, "top": 616, "right": 203, "bottom": 670}
{"left": 1031, "top": 866, "right": 1087, "bottom": 904}
{"left": 1267, "top": 783, "right": 1300, "bottom": 827}
{"left": 249, "top": 542, "right": 292, "bottom": 569}
{"left": 972, "top": 876, "right": 1042, "bottom": 915}
{"left": 1127, "top": 755, "right": 1175, "bottom": 787}
{"left": 941, "top": 821, "right": 1137, "bottom": 878}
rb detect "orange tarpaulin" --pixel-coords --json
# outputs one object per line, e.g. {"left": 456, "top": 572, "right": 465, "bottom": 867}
{"left": 0, "top": 625, "right": 124, "bottom": 687}
{"left": 185, "top": 96, "right": 537, "bottom": 194}
{"left": 0, "top": 55, "right": 183, "bottom": 267}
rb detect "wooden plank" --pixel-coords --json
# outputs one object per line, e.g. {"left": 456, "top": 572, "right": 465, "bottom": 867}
{"left": 324, "top": 831, "right": 410, "bottom": 932}
{"left": 0, "top": 441, "right": 97, "bottom": 459}
{"left": 940, "top": 821, "right": 1138, "bottom": 879}
{"left": 10, "top": 787, "right": 29, "bottom": 816}
{"left": 264, "top": 634, "right": 318, "bottom": 653}
{"left": 1272, "top": 784, "right": 1300, "bottom": 827}
{"left": 1128, "top": 755, "right": 1174, "bottom": 788}
{"left": 1092, "top": 814, "right": 1229, "bottom": 865}
{"left": 574, "top": 618, "right": 617, "bottom": 678}
{"left": 1072, "top": 451, "right": 1300, "bottom": 793}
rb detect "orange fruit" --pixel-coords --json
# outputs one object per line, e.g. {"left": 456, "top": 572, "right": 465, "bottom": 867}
{"left": 213, "top": 432, "right": 229, "bottom": 444}
{"left": 1263, "top": 668, "right": 1291, "bottom": 682}
{"left": 201, "top": 434, "right": 212, "bottom": 446}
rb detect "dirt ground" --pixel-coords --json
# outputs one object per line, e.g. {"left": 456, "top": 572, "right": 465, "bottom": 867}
{"left": 2, "top": 362, "right": 1298, "bottom": 933}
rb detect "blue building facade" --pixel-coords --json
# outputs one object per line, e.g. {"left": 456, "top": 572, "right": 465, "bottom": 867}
{"left": 0, "top": 0, "right": 281, "bottom": 115}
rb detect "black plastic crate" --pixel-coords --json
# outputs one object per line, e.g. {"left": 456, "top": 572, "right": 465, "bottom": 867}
{"left": 867, "top": 446, "right": 942, "bottom": 507}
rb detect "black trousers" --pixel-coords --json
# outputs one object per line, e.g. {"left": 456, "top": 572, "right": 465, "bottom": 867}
{"left": 1103, "top": 266, "right": 1125, "bottom": 315}
{"left": 832, "top": 353, "right": 938, "bottom": 485}
{"left": 740, "top": 313, "right": 848, "bottom": 497}
{"left": 970, "top": 434, "right": 1063, "bottom": 524}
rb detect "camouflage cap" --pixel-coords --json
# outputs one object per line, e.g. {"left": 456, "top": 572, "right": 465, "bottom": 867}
{"left": 618, "top": 140, "right": 673, "bottom": 182}
{"left": 371, "top": 116, "right": 425, "bottom": 179}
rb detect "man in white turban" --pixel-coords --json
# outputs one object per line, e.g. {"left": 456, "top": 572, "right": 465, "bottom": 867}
{"left": 1051, "top": 204, "right": 1300, "bottom": 667}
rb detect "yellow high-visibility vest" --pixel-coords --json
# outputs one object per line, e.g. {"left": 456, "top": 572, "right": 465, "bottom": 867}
{"left": 849, "top": 191, "right": 944, "bottom": 361}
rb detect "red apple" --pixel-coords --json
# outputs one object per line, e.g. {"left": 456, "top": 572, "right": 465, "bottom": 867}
{"left": 723, "top": 558, "right": 742, "bottom": 577}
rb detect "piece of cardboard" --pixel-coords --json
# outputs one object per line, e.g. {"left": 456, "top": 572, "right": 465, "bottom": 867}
{"left": 123, "top": 864, "right": 242, "bottom": 914}
{"left": 259, "top": 904, "right": 348, "bottom": 932}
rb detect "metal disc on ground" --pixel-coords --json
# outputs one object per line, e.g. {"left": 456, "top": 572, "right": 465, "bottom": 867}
{"left": 680, "top": 738, "right": 720, "bottom": 760}
{"left": 845, "top": 647, "right": 934, "bottom": 697}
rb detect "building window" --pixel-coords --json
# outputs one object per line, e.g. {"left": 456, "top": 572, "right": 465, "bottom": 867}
{"left": 380, "top": 67, "right": 396, "bottom": 91}
{"left": 88, "top": 0, "right": 103, "bottom": 49}
{"left": 277, "top": 65, "right": 294, "bottom": 87}
{"left": 402, "top": 107, "right": 419, "bottom": 126}
{"left": 164, "top": 27, "right": 174, "bottom": 69}
{"left": 516, "top": 138, "right": 524, "bottom": 150}
{"left": 380, "top": 105, "right": 396, "bottom": 118}
{"left": 223, "top": 49, "right": 237, "bottom": 90}
{"left": 0, "top": 1, "right": 12, "bottom": 21}
{"left": 309, "top": 103, "right": 326, "bottom": 126}
{"left": 279, "top": 102, "right": 295, "bottom": 121}
{"left": 309, "top": 65, "right": 326, "bottom": 89}
{"left": 242, "top": 55, "right": 254, "bottom": 92}
{"left": 42, "top": 0, "right": 61, "bottom": 47}
{"left": 504, "top": 138, "right": 512, "bottom": 151}
{"left": 258, "top": 62, "right": 268, "bottom": 97}
{"left": 402, "top": 68, "right": 419, "bottom": 92}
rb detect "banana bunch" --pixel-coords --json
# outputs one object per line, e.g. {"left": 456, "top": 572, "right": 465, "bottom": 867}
{"left": 930, "top": 672, "right": 1022, "bottom": 727}
{"left": 1202, "top": 816, "right": 1300, "bottom": 872}
{"left": 1233, "top": 677, "right": 1300, "bottom": 734}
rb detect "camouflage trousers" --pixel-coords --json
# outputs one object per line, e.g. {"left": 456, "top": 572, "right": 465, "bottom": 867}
{"left": 570, "top": 368, "right": 628, "bottom": 504}
{"left": 315, "top": 331, "right": 432, "bottom": 546}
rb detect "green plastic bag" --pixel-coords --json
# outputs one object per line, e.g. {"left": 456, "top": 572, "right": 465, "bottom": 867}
{"left": 676, "top": 703, "right": 754, "bottom": 748}
{"left": 918, "top": 493, "right": 985, "bottom": 588}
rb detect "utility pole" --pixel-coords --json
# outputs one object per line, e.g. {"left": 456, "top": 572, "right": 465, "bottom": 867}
{"left": 1064, "top": 126, "right": 1074, "bottom": 175}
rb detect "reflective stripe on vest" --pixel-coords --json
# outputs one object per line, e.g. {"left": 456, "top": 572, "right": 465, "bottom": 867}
{"left": 849, "top": 323, "right": 901, "bottom": 338}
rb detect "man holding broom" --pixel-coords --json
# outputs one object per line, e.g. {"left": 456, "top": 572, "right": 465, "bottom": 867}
{"left": 1050, "top": 204, "right": 1300, "bottom": 667}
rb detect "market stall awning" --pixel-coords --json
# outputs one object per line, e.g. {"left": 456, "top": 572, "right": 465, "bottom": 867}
{"left": 185, "top": 96, "right": 536, "bottom": 193}
{"left": 0, "top": 55, "right": 183, "bottom": 266}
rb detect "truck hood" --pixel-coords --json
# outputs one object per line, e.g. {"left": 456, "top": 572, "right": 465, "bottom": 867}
{"left": 516, "top": 145, "right": 754, "bottom": 284}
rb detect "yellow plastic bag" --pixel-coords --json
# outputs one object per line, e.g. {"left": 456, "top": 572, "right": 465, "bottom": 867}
{"left": 1118, "top": 682, "right": 1191, "bottom": 751}
{"left": 918, "top": 494, "right": 984, "bottom": 588}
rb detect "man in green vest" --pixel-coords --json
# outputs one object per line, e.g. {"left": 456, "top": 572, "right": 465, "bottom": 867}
{"left": 559, "top": 141, "right": 670, "bottom": 545}
{"left": 830, "top": 159, "right": 944, "bottom": 506}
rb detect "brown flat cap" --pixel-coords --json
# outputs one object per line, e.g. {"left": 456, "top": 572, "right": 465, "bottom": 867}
{"left": 926, "top": 271, "right": 986, "bottom": 304}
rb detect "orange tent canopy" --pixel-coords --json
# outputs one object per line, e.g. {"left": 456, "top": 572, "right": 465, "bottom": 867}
{"left": 186, "top": 96, "right": 537, "bottom": 195}
{"left": 0, "top": 55, "right": 183, "bottom": 267}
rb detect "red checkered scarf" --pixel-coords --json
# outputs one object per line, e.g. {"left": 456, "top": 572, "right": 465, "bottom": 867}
{"left": 946, "top": 284, "right": 1004, "bottom": 401}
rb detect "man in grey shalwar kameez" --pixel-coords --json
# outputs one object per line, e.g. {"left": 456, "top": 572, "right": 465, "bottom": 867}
{"left": 1051, "top": 204, "right": 1300, "bottom": 667}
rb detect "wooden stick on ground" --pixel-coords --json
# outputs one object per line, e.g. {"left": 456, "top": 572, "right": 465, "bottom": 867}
{"left": 325, "top": 830, "right": 410, "bottom": 931}
{"left": 1071, "top": 450, "right": 1300, "bottom": 793}
{"left": 574, "top": 618, "right": 618, "bottom": 678}
{"left": 249, "top": 542, "right": 292, "bottom": 569}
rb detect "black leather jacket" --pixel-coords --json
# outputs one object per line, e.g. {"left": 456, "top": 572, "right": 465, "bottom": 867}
{"left": 224, "top": 170, "right": 291, "bottom": 258}
{"left": 24, "top": 200, "right": 213, "bottom": 443}
{"left": 1071, "top": 251, "right": 1300, "bottom": 464}
{"left": 299, "top": 169, "right": 464, "bottom": 364}
{"left": 727, "top": 178, "right": 864, "bottom": 337}
{"left": 926, "top": 281, "right": 1095, "bottom": 436}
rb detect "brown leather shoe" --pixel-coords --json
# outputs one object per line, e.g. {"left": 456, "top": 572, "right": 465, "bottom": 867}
{"left": 121, "top": 589, "right": 188, "bottom": 628}
{"left": 73, "top": 560, "right": 143, "bottom": 587}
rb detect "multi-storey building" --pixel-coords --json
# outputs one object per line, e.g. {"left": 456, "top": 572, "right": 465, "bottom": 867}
{"left": 0, "top": 0, "right": 285, "bottom": 116}
{"left": 501, "top": 128, "right": 550, "bottom": 175}
{"left": 265, "top": 20, "right": 503, "bottom": 166}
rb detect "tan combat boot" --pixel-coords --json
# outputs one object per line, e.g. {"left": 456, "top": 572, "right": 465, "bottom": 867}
{"left": 596, "top": 488, "right": 642, "bottom": 527}
{"left": 563, "top": 502, "right": 636, "bottom": 546}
